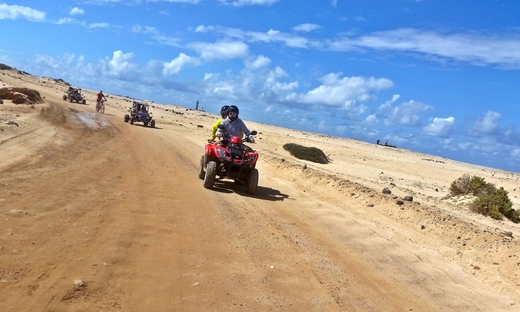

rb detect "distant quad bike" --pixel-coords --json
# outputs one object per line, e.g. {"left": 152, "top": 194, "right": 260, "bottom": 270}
{"left": 124, "top": 101, "right": 155, "bottom": 128}
{"left": 63, "top": 87, "right": 86, "bottom": 104}
{"left": 198, "top": 129, "right": 259, "bottom": 195}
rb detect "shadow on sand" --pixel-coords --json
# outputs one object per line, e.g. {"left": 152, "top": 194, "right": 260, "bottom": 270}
{"left": 211, "top": 180, "right": 289, "bottom": 201}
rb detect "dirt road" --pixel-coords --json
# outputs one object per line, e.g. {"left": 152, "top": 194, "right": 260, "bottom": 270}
{"left": 0, "top": 98, "right": 518, "bottom": 311}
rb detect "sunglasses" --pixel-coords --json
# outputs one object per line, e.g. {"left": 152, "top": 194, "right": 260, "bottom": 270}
{"left": 228, "top": 112, "right": 237, "bottom": 116}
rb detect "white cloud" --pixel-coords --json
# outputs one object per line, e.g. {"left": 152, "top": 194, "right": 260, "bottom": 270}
{"left": 101, "top": 50, "right": 136, "bottom": 77}
{"left": 471, "top": 110, "right": 500, "bottom": 135}
{"left": 365, "top": 114, "right": 377, "bottom": 124}
{"left": 56, "top": 17, "right": 86, "bottom": 26}
{"left": 292, "top": 23, "right": 320, "bottom": 33}
{"left": 218, "top": 0, "right": 279, "bottom": 7}
{"left": 328, "top": 28, "right": 520, "bottom": 68}
{"left": 203, "top": 25, "right": 321, "bottom": 49}
{"left": 512, "top": 149, "right": 520, "bottom": 160}
{"left": 377, "top": 100, "right": 433, "bottom": 126}
{"left": 88, "top": 23, "right": 109, "bottom": 29}
{"left": 245, "top": 55, "right": 271, "bottom": 69}
{"left": 162, "top": 53, "right": 199, "bottom": 75}
{"left": 147, "top": 0, "right": 201, "bottom": 3}
{"left": 423, "top": 116, "right": 455, "bottom": 137}
{"left": 0, "top": 3, "right": 45, "bottom": 21}
{"left": 298, "top": 73, "right": 393, "bottom": 109}
{"left": 69, "top": 7, "right": 84, "bottom": 15}
{"left": 132, "top": 24, "right": 182, "bottom": 46}
{"left": 189, "top": 41, "right": 249, "bottom": 60}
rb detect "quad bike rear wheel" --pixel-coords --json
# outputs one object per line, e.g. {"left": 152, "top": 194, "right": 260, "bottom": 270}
{"left": 203, "top": 161, "right": 217, "bottom": 189}
{"left": 130, "top": 117, "right": 134, "bottom": 125}
{"left": 151, "top": 120, "right": 156, "bottom": 128}
{"left": 247, "top": 169, "right": 259, "bottom": 195}
{"left": 198, "top": 156, "right": 205, "bottom": 180}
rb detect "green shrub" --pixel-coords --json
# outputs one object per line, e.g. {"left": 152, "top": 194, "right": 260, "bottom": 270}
{"left": 283, "top": 143, "right": 329, "bottom": 164}
{"left": 449, "top": 174, "right": 497, "bottom": 196}
{"left": 450, "top": 174, "right": 518, "bottom": 223}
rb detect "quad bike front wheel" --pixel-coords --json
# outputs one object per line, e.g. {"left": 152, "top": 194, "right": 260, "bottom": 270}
{"left": 247, "top": 168, "right": 259, "bottom": 195}
{"left": 130, "top": 117, "right": 134, "bottom": 125}
{"left": 151, "top": 120, "right": 156, "bottom": 128}
{"left": 203, "top": 161, "right": 217, "bottom": 189}
{"left": 198, "top": 156, "right": 205, "bottom": 180}
{"left": 124, "top": 114, "right": 130, "bottom": 122}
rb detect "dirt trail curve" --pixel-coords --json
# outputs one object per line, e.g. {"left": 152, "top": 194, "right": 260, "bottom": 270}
{"left": 0, "top": 100, "right": 518, "bottom": 311}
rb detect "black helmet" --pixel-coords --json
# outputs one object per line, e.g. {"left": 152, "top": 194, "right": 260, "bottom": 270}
{"left": 228, "top": 105, "right": 239, "bottom": 121}
{"left": 220, "top": 105, "right": 229, "bottom": 118}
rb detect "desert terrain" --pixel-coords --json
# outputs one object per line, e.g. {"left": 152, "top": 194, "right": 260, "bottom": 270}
{"left": 1, "top": 68, "right": 519, "bottom": 311}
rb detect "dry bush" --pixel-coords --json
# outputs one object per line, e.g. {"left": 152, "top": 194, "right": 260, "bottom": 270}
{"left": 0, "top": 63, "right": 12, "bottom": 70}
{"left": 0, "top": 87, "right": 43, "bottom": 104}
{"left": 283, "top": 143, "right": 329, "bottom": 164}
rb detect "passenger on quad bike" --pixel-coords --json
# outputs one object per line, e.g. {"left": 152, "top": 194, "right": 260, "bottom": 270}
{"left": 96, "top": 91, "right": 107, "bottom": 111}
{"left": 215, "top": 105, "right": 255, "bottom": 145}
{"left": 208, "top": 105, "right": 229, "bottom": 142}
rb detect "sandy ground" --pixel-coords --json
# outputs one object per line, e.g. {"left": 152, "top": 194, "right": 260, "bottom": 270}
{"left": 1, "top": 69, "right": 520, "bottom": 311}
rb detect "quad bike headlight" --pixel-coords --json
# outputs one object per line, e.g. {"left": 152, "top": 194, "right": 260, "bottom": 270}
{"left": 247, "top": 155, "right": 256, "bottom": 163}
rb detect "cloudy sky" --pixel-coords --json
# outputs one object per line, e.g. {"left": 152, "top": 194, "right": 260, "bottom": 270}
{"left": 1, "top": 0, "right": 520, "bottom": 172}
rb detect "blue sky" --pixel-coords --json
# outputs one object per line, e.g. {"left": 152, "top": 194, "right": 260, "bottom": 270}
{"left": 1, "top": 0, "right": 520, "bottom": 172}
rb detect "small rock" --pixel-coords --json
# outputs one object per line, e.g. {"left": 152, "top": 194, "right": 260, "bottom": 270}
{"left": 382, "top": 188, "right": 391, "bottom": 194}
{"left": 74, "top": 279, "right": 84, "bottom": 287}
{"left": 396, "top": 200, "right": 404, "bottom": 205}
{"left": 367, "top": 203, "right": 374, "bottom": 207}
{"left": 403, "top": 196, "right": 413, "bottom": 202}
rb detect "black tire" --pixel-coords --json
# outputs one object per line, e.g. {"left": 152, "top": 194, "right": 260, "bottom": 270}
{"left": 82, "top": 99, "right": 86, "bottom": 104}
{"left": 198, "top": 156, "right": 205, "bottom": 180}
{"left": 151, "top": 120, "right": 155, "bottom": 128}
{"left": 247, "top": 169, "right": 259, "bottom": 195}
{"left": 130, "top": 117, "right": 134, "bottom": 125}
{"left": 69, "top": 98, "right": 73, "bottom": 103}
{"left": 124, "top": 114, "right": 129, "bottom": 123}
{"left": 100, "top": 104, "right": 105, "bottom": 114}
{"left": 63, "top": 95, "right": 67, "bottom": 100}
{"left": 203, "top": 161, "right": 217, "bottom": 189}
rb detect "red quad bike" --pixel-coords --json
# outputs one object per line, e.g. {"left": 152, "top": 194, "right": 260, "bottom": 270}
{"left": 198, "top": 131, "right": 259, "bottom": 195}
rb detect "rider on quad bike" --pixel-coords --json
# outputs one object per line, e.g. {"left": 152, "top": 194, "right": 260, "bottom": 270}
{"left": 215, "top": 105, "right": 255, "bottom": 144}
{"left": 198, "top": 105, "right": 259, "bottom": 194}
